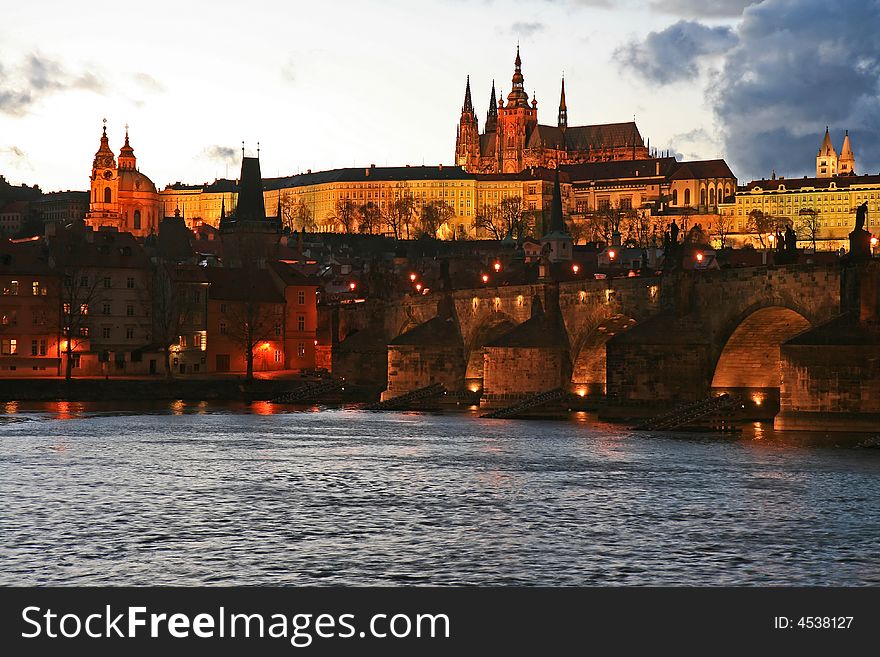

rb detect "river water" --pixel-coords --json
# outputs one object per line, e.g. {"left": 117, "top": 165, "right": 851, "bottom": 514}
{"left": 1, "top": 401, "right": 878, "bottom": 586}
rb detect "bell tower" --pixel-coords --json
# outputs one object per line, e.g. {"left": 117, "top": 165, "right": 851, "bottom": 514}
{"left": 454, "top": 75, "right": 480, "bottom": 171}
{"left": 86, "top": 119, "right": 121, "bottom": 229}
{"left": 497, "top": 45, "right": 538, "bottom": 173}
{"left": 816, "top": 126, "right": 838, "bottom": 178}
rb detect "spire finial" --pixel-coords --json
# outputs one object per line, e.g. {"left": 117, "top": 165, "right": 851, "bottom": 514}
{"left": 242, "top": 141, "right": 245, "bottom": 159}
{"left": 257, "top": 141, "right": 260, "bottom": 158}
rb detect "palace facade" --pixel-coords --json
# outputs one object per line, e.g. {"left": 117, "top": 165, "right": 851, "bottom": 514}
{"left": 454, "top": 47, "right": 649, "bottom": 174}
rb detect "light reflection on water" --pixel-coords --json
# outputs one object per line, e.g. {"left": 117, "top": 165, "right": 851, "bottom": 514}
{"left": 0, "top": 401, "right": 879, "bottom": 586}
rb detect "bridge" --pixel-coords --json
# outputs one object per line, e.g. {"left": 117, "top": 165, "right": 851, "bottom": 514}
{"left": 327, "top": 260, "right": 879, "bottom": 431}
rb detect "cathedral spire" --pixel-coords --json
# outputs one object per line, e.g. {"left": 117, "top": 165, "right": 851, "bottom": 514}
{"left": 839, "top": 129, "right": 855, "bottom": 175}
{"left": 506, "top": 44, "right": 529, "bottom": 108}
{"left": 462, "top": 75, "right": 474, "bottom": 115}
{"left": 93, "top": 118, "right": 116, "bottom": 170}
{"left": 118, "top": 123, "right": 136, "bottom": 170}
{"left": 486, "top": 79, "right": 498, "bottom": 133}
{"left": 558, "top": 76, "right": 568, "bottom": 130}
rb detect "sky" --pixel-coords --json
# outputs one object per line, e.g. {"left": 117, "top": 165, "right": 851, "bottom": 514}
{"left": 1, "top": 0, "right": 878, "bottom": 192}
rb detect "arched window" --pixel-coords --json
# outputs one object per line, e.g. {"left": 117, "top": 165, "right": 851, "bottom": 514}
{"left": 684, "top": 189, "right": 691, "bottom": 206}
{"left": 672, "top": 189, "right": 678, "bottom": 205}
{"left": 709, "top": 188, "right": 716, "bottom": 205}
{"left": 700, "top": 188, "right": 706, "bottom": 206}
{"left": 104, "top": 187, "right": 112, "bottom": 204}
{"left": 134, "top": 210, "right": 141, "bottom": 230}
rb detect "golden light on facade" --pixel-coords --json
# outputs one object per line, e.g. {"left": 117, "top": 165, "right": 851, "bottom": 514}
{"left": 752, "top": 393, "right": 764, "bottom": 406}
{"left": 871, "top": 236, "right": 878, "bottom": 247}
{"left": 516, "top": 294, "right": 524, "bottom": 307}
{"left": 648, "top": 284, "right": 659, "bottom": 300}
{"left": 469, "top": 383, "right": 481, "bottom": 393}
{"left": 576, "top": 387, "right": 587, "bottom": 397}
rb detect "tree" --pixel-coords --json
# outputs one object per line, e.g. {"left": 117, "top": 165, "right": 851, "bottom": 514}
{"left": 746, "top": 209, "right": 782, "bottom": 249}
{"left": 710, "top": 212, "right": 736, "bottom": 249}
{"left": 280, "top": 193, "right": 315, "bottom": 233}
{"left": 418, "top": 200, "right": 454, "bottom": 239}
{"left": 500, "top": 195, "right": 528, "bottom": 240}
{"left": 147, "top": 263, "right": 200, "bottom": 380}
{"left": 330, "top": 199, "right": 358, "bottom": 233}
{"left": 620, "top": 209, "right": 651, "bottom": 248}
{"left": 358, "top": 201, "right": 382, "bottom": 235}
{"left": 474, "top": 203, "right": 506, "bottom": 240}
{"left": 383, "top": 197, "right": 414, "bottom": 240}
{"left": 798, "top": 208, "right": 820, "bottom": 251}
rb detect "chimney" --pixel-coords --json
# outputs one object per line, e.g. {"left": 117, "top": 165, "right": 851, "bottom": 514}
{"left": 438, "top": 164, "right": 443, "bottom": 171}
{"left": 655, "top": 160, "right": 660, "bottom": 176}
{"left": 365, "top": 168, "right": 370, "bottom": 177}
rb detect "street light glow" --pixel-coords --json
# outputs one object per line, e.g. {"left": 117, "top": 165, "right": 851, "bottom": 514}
{"left": 481, "top": 274, "right": 489, "bottom": 284}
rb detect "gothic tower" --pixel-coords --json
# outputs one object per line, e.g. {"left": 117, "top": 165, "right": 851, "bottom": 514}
{"left": 496, "top": 46, "right": 538, "bottom": 173}
{"left": 454, "top": 76, "right": 480, "bottom": 170}
{"left": 485, "top": 80, "right": 498, "bottom": 133}
{"left": 558, "top": 76, "right": 567, "bottom": 130}
{"left": 839, "top": 130, "right": 855, "bottom": 175}
{"left": 816, "top": 126, "right": 838, "bottom": 178}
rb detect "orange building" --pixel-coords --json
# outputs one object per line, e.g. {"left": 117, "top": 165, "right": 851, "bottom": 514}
{"left": 85, "top": 122, "right": 161, "bottom": 238}
{"left": 455, "top": 47, "right": 650, "bottom": 174}
{"left": 269, "top": 261, "right": 319, "bottom": 371}
{"left": 0, "top": 239, "right": 61, "bottom": 377}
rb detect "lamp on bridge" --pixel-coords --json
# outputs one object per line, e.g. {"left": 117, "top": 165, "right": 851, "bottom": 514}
{"left": 871, "top": 236, "right": 878, "bottom": 255}
{"left": 493, "top": 261, "right": 502, "bottom": 273}
{"left": 767, "top": 233, "right": 775, "bottom": 248}
{"left": 696, "top": 252, "right": 704, "bottom": 264}
{"left": 481, "top": 273, "right": 489, "bottom": 284}
{"left": 409, "top": 273, "right": 417, "bottom": 282}
{"left": 572, "top": 263, "right": 580, "bottom": 275}
{"left": 349, "top": 281, "right": 357, "bottom": 292}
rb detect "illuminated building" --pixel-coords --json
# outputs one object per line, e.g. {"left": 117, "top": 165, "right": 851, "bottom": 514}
{"left": 455, "top": 47, "right": 650, "bottom": 174}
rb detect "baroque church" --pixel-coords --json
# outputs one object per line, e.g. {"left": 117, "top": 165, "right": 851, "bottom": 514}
{"left": 455, "top": 47, "right": 650, "bottom": 174}
{"left": 85, "top": 121, "right": 161, "bottom": 238}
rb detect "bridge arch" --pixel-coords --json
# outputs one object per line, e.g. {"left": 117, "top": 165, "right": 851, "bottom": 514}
{"left": 570, "top": 314, "right": 638, "bottom": 398}
{"left": 464, "top": 312, "right": 517, "bottom": 382}
{"left": 711, "top": 304, "right": 811, "bottom": 411}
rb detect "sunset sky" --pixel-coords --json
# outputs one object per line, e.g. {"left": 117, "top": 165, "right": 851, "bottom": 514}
{"left": 1, "top": 0, "right": 877, "bottom": 191}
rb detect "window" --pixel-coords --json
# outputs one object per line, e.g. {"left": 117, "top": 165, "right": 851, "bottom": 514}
{"left": 31, "top": 340, "right": 38, "bottom": 356}
{"left": 194, "top": 333, "right": 202, "bottom": 349}
{"left": 133, "top": 210, "right": 141, "bottom": 230}
{"left": 126, "top": 304, "right": 134, "bottom": 317}
{"left": 126, "top": 327, "right": 134, "bottom": 339}
{"left": 1, "top": 339, "right": 16, "bottom": 355}
{"left": 297, "top": 342, "right": 305, "bottom": 358}
{"left": 102, "top": 303, "right": 111, "bottom": 315}
{"left": 104, "top": 187, "right": 112, "bottom": 204}
{"left": 32, "top": 281, "right": 43, "bottom": 296}
{"left": 79, "top": 327, "right": 89, "bottom": 337}
{"left": 274, "top": 322, "right": 282, "bottom": 337}
{"left": 63, "top": 303, "right": 71, "bottom": 316}
{"left": 126, "top": 277, "right": 135, "bottom": 289}
{"left": 10, "top": 280, "right": 19, "bottom": 295}
{"left": 80, "top": 303, "right": 88, "bottom": 316}
{"left": 220, "top": 303, "right": 227, "bottom": 314}
{"left": 1, "top": 311, "right": 15, "bottom": 326}
{"left": 80, "top": 276, "right": 88, "bottom": 287}
{"left": 219, "top": 321, "right": 227, "bottom": 335}
{"left": 104, "top": 277, "right": 111, "bottom": 288}
{"left": 102, "top": 327, "right": 111, "bottom": 339}
{"left": 39, "top": 339, "right": 46, "bottom": 356}
{"left": 684, "top": 189, "right": 691, "bottom": 206}
{"left": 297, "top": 315, "right": 305, "bottom": 331}
{"left": 274, "top": 349, "right": 282, "bottom": 363}
{"left": 71, "top": 353, "right": 81, "bottom": 369}
{"left": 298, "top": 290, "right": 305, "bottom": 305}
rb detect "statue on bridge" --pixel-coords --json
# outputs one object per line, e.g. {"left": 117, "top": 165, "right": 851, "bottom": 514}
{"left": 785, "top": 224, "right": 798, "bottom": 259}
{"left": 850, "top": 201, "right": 872, "bottom": 261}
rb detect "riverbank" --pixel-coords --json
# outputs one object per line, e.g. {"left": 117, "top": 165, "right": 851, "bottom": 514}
{"left": 0, "top": 377, "right": 381, "bottom": 403}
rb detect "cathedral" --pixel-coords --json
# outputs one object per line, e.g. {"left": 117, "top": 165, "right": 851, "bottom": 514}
{"left": 455, "top": 47, "right": 650, "bottom": 174}
{"left": 85, "top": 121, "right": 160, "bottom": 238}
{"left": 816, "top": 127, "right": 855, "bottom": 178}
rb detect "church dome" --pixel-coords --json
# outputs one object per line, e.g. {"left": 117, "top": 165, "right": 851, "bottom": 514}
{"left": 118, "top": 168, "right": 157, "bottom": 194}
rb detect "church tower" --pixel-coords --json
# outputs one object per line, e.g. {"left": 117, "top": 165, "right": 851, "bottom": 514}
{"left": 838, "top": 130, "right": 855, "bottom": 175}
{"left": 496, "top": 45, "right": 538, "bottom": 173}
{"left": 86, "top": 120, "right": 121, "bottom": 225}
{"left": 558, "top": 76, "right": 568, "bottom": 130}
{"left": 485, "top": 80, "right": 498, "bottom": 133}
{"left": 454, "top": 76, "right": 480, "bottom": 170}
{"left": 118, "top": 125, "right": 137, "bottom": 170}
{"left": 816, "top": 126, "right": 838, "bottom": 178}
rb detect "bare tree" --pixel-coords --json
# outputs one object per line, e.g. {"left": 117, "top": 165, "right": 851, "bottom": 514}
{"left": 710, "top": 212, "right": 736, "bottom": 249}
{"left": 475, "top": 203, "right": 506, "bottom": 240}
{"left": 746, "top": 209, "right": 782, "bottom": 249}
{"left": 383, "top": 197, "right": 413, "bottom": 240}
{"left": 798, "top": 208, "right": 820, "bottom": 251}
{"left": 329, "top": 199, "right": 358, "bottom": 234}
{"left": 280, "top": 194, "right": 315, "bottom": 233}
{"left": 358, "top": 201, "right": 382, "bottom": 235}
{"left": 56, "top": 259, "right": 105, "bottom": 381}
{"left": 500, "top": 196, "right": 528, "bottom": 240}
{"left": 146, "top": 263, "right": 200, "bottom": 380}
{"left": 418, "top": 199, "right": 454, "bottom": 239}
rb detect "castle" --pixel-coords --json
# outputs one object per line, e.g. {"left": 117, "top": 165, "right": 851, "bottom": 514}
{"left": 455, "top": 47, "right": 650, "bottom": 174}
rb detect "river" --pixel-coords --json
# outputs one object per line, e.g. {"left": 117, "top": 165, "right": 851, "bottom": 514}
{"left": 1, "top": 401, "right": 878, "bottom": 586}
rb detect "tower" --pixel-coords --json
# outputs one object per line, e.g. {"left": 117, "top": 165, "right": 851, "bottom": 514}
{"left": 86, "top": 119, "right": 120, "bottom": 224}
{"left": 816, "top": 126, "right": 838, "bottom": 178}
{"left": 496, "top": 45, "right": 538, "bottom": 173}
{"left": 118, "top": 125, "right": 137, "bottom": 170}
{"left": 540, "top": 170, "right": 572, "bottom": 263}
{"left": 454, "top": 75, "right": 480, "bottom": 170}
{"left": 839, "top": 130, "right": 855, "bottom": 175}
{"left": 558, "top": 76, "right": 567, "bottom": 130}
{"left": 485, "top": 80, "right": 498, "bottom": 133}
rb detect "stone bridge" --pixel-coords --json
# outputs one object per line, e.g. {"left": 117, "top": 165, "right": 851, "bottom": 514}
{"left": 332, "top": 262, "right": 851, "bottom": 416}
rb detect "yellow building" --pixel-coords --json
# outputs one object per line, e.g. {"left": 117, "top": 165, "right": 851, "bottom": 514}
{"left": 160, "top": 165, "right": 570, "bottom": 238}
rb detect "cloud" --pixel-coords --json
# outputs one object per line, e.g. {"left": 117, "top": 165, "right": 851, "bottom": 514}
{"left": 615, "top": 20, "right": 737, "bottom": 84}
{"left": 0, "top": 53, "right": 105, "bottom": 116}
{"left": 712, "top": 0, "right": 880, "bottom": 180}
{"left": 200, "top": 145, "right": 240, "bottom": 165}
{"left": 510, "top": 21, "right": 545, "bottom": 37}
{"left": 0, "top": 145, "right": 32, "bottom": 170}
{"left": 649, "top": 0, "right": 757, "bottom": 17}
{"left": 133, "top": 72, "right": 165, "bottom": 93}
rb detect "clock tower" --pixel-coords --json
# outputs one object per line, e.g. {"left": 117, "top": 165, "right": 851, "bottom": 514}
{"left": 86, "top": 119, "right": 121, "bottom": 225}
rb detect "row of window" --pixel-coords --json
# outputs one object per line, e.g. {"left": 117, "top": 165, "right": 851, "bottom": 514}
{"left": 1, "top": 339, "right": 47, "bottom": 356}
{"left": 1, "top": 281, "right": 48, "bottom": 296}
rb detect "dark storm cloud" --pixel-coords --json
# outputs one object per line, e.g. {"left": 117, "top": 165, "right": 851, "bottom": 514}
{"left": 713, "top": 0, "right": 880, "bottom": 180}
{"left": 649, "top": 0, "right": 757, "bottom": 17}
{"left": 615, "top": 20, "right": 736, "bottom": 84}
{"left": 201, "top": 145, "right": 240, "bottom": 165}
{"left": 510, "top": 21, "right": 545, "bottom": 37}
{"left": 0, "top": 53, "right": 105, "bottom": 116}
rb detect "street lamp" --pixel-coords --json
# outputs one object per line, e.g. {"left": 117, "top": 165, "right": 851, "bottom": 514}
{"left": 696, "top": 252, "right": 704, "bottom": 263}
{"left": 608, "top": 249, "right": 616, "bottom": 261}
{"left": 415, "top": 283, "right": 423, "bottom": 292}
{"left": 409, "top": 273, "right": 417, "bottom": 282}
{"left": 572, "top": 263, "right": 580, "bottom": 274}
{"left": 481, "top": 273, "right": 489, "bottom": 284}
{"left": 493, "top": 261, "right": 501, "bottom": 272}
{"left": 349, "top": 282, "right": 357, "bottom": 292}
{"left": 767, "top": 234, "right": 775, "bottom": 248}
{"left": 871, "top": 236, "right": 878, "bottom": 255}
